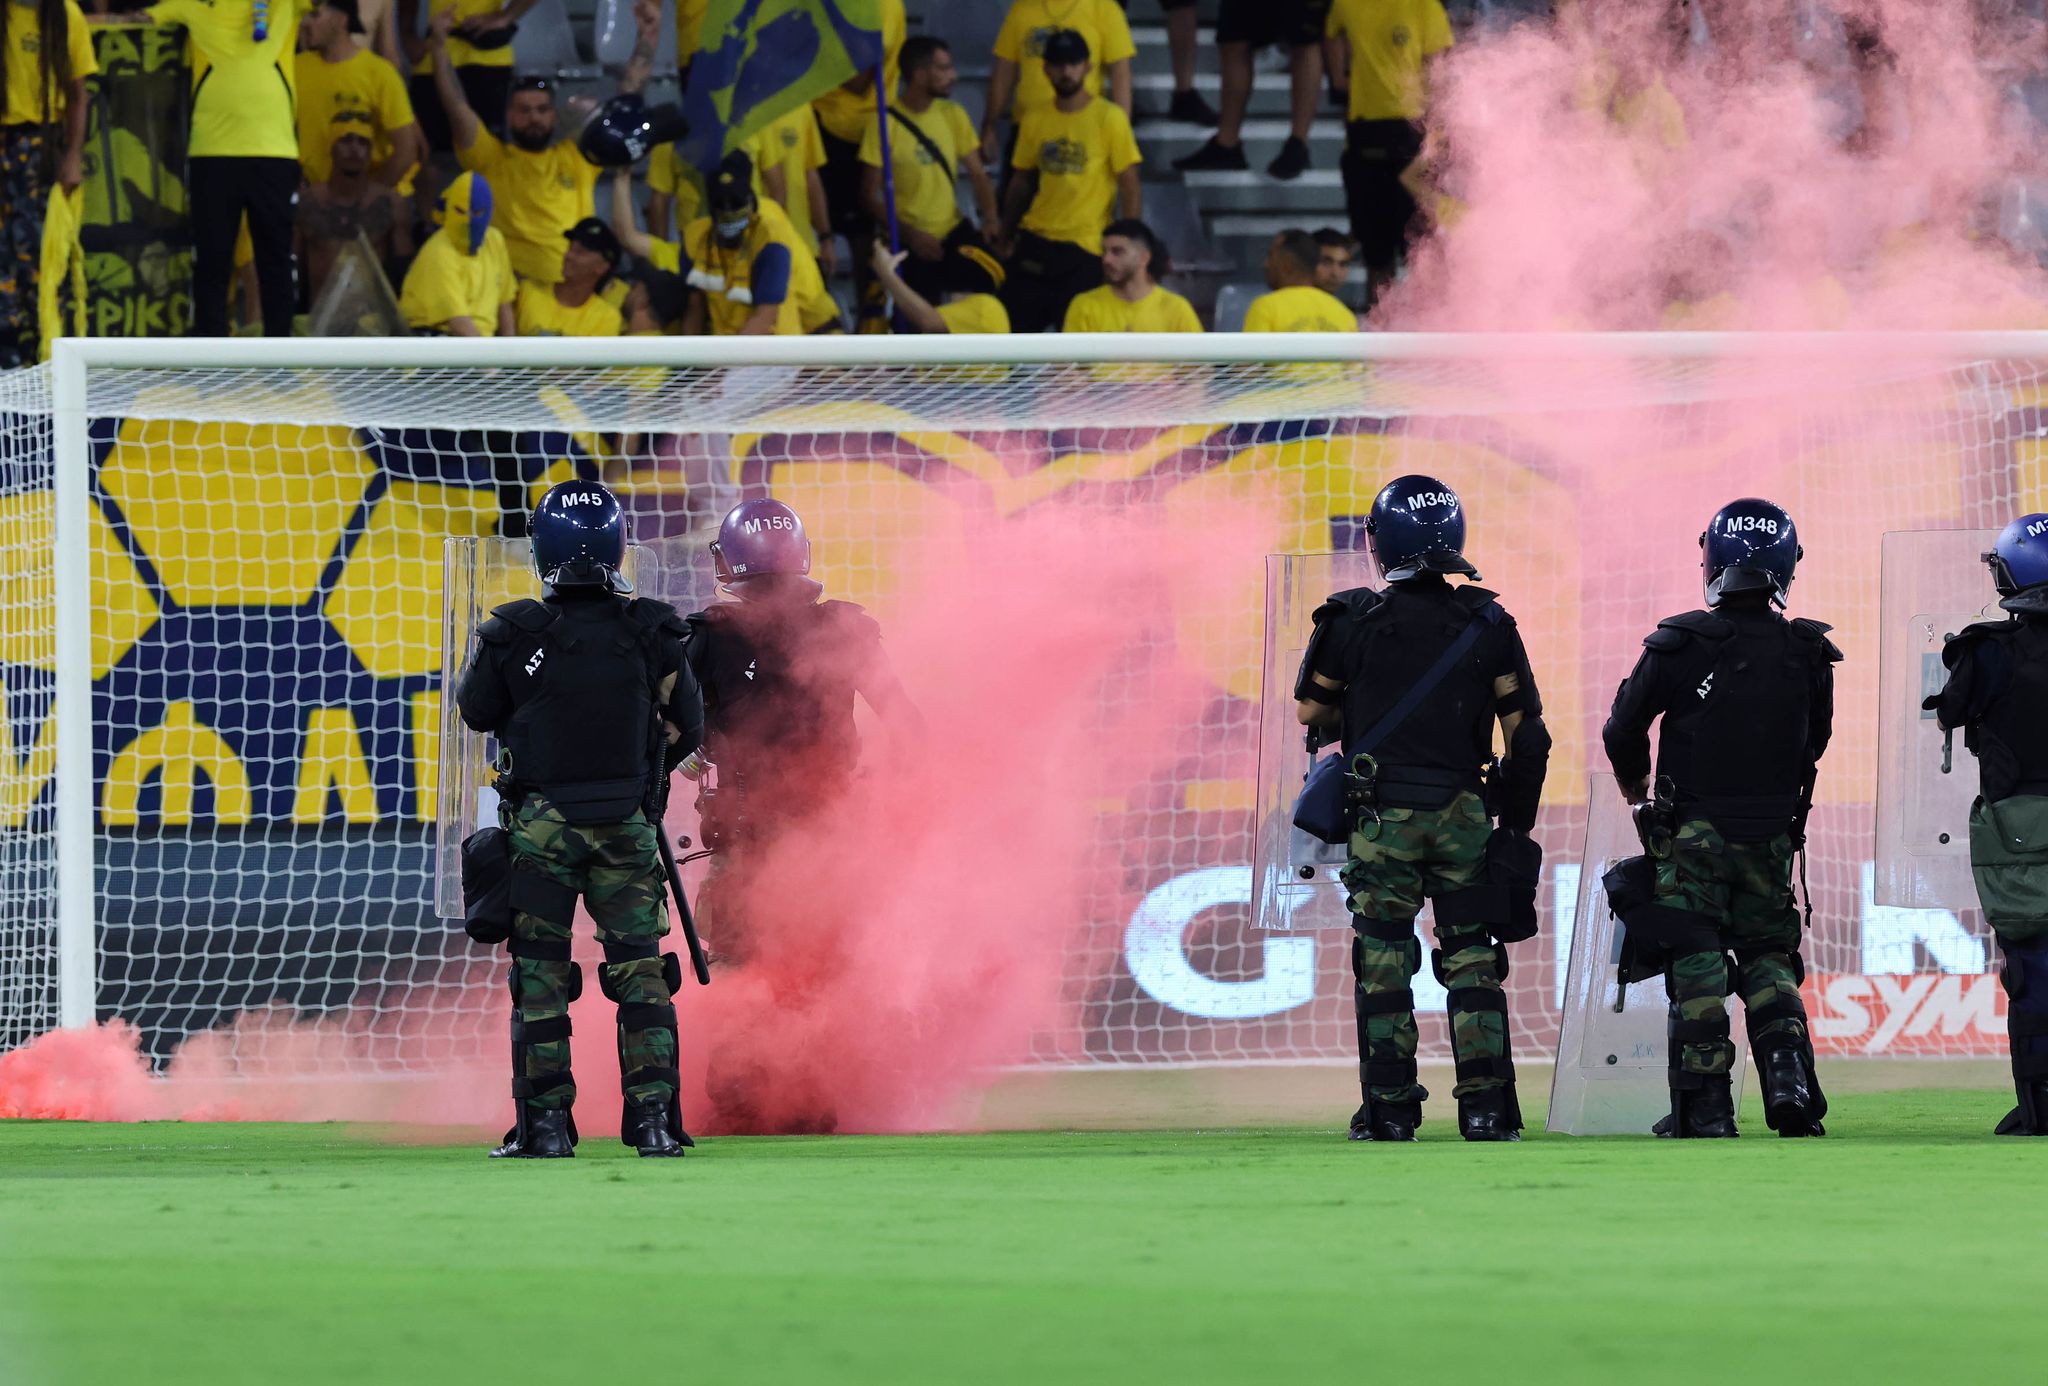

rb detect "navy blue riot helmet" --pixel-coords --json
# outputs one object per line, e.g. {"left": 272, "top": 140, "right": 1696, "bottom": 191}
{"left": 1365, "top": 474, "right": 1479, "bottom": 581}
{"left": 1986, "top": 512, "right": 2048, "bottom": 615}
{"left": 1700, "top": 497, "right": 1801, "bottom": 608}
{"left": 532, "top": 479, "right": 630, "bottom": 594}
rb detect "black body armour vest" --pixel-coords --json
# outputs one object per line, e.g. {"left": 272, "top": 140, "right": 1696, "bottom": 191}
{"left": 688, "top": 594, "right": 875, "bottom": 791}
{"left": 491, "top": 595, "right": 675, "bottom": 824}
{"left": 1330, "top": 583, "right": 1504, "bottom": 809}
{"left": 1651, "top": 608, "right": 1830, "bottom": 841}
{"left": 1953, "top": 618, "right": 2048, "bottom": 802}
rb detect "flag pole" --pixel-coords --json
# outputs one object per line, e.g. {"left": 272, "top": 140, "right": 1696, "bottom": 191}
{"left": 872, "top": 59, "right": 901, "bottom": 254}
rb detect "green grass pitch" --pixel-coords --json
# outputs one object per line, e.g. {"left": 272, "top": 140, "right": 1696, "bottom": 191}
{"left": 3, "top": 1087, "right": 2041, "bottom": 1385}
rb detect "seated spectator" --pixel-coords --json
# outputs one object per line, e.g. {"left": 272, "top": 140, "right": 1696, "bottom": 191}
{"left": 1244, "top": 229, "right": 1356, "bottom": 331}
{"left": 1311, "top": 227, "right": 1357, "bottom": 302}
{"left": 296, "top": 0, "right": 422, "bottom": 193}
{"left": 1061, "top": 219, "right": 1200, "bottom": 332}
{"left": 428, "top": 6, "right": 599, "bottom": 284}
{"left": 402, "top": 0, "right": 523, "bottom": 148}
{"left": 861, "top": 36, "right": 1002, "bottom": 307}
{"left": 296, "top": 113, "right": 412, "bottom": 303}
{"left": 871, "top": 242, "right": 1010, "bottom": 334}
{"left": 747, "top": 103, "right": 834, "bottom": 273}
{"left": 399, "top": 168, "right": 514, "bottom": 334}
{"left": 515, "top": 216, "right": 624, "bottom": 336}
{"left": 2, "top": 0, "right": 95, "bottom": 366}
{"left": 999, "top": 29, "right": 1141, "bottom": 334}
{"left": 610, "top": 156, "right": 837, "bottom": 336}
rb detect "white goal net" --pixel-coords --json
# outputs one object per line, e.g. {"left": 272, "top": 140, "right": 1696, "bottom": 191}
{"left": 0, "top": 333, "right": 2036, "bottom": 1081}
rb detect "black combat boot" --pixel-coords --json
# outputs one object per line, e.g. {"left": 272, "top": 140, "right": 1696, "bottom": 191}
{"left": 1661, "top": 1077, "right": 1738, "bottom": 1138}
{"left": 625, "top": 1098, "right": 693, "bottom": 1157}
{"left": 1760, "top": 1046, "right": 1824, "bottom": 1137}
{"left": 1346, "top": 1097, "right": 1421, "bottom": 1142}
{"left": 490, "top": 1107, "right": 575, "bottom": 1158}
{"left": 1995, "top": 1008, "right": 2048, "bottom": 1135}
{"left": 1457, "top": 1085, "right": 1523, "bottom": 1142}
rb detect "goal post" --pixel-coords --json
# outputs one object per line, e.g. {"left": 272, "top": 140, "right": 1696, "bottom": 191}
{"left": 10, "top": 329, "right": 2047, "bottom": 1079}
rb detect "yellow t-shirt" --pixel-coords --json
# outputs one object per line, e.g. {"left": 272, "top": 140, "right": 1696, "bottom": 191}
{"left": 400, "top": 223, "right": 515, "bottom": 334}
{"left": 410, "top": 0, "right": 514, "bottom": 72}
{"left": 147, "top": 0, "right": 302, "bottom": 159}
{"left": 1325, "top": 0, "right": 1453, "bottom": 123}
{"left": 2, "top": 0, "right": 96, "bottom": 126}
{"left": 514, "top": 280, "right": 624, "bottom": 337}
{"left": 1243, "top": 285, "right": 1356, "bottom": 333}
{"left": 646, "top": 142, "right": 706, "bottom": 231}
{"left": 456, "top": 126, "right": 599, "bottom": 284}
{"left": 811, "top": 0, "right": 904, "bottom": 143}
{"left": 936, "top": 294, "right": 1010, "bottom": 334}
{"left": 1013, "top": 95, "right": 1139, "bottom": 255}
{"left": 678, "top": 197, "right": 835, "bottom": 336}
{"left": 1062, "top": 283, "right": 1201, "bottom": 333}
{"left": 993, "top": 0, "right": 1135, "bottom": 119}
{"left": 744, "top": 104, "right": 826, "bottom": 251}
{"left": 674, "top": 0, "right": 707, "bottom": 62}
{"left": 294, "top": 48, "right": 416, "bottom": 186}
{"left": 858, "top": 97, "right": 973, "bottom": 239}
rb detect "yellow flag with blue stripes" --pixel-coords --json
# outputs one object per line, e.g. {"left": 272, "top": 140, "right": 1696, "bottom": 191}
{"left": 678, "top": 0, "right": 883, "bottom": 174}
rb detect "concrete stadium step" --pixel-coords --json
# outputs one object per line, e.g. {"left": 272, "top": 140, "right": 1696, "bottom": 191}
{"left": 1177, "top": 167, "right": 1345, "bottom": 212}
{"left": 1135, "top": 116, "right": 1347, "bottom": 162}
{"left": 1129, "top": 72, "right": 1295, "bottom": 120}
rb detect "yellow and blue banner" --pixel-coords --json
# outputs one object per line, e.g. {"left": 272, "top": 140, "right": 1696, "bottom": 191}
{"left": 677, "top": 0, "right": 882, "bottom": 174}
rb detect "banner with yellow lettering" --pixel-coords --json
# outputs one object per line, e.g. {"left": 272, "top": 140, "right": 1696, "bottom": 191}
{"left": 78, "top": 24, "right": 193, "bottom": 338}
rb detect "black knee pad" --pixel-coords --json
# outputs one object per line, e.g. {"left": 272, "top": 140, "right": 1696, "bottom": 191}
{"left": 1735, "top": 946, "right": 1806, "bottom": 988}
{"left": 506, "top": 942, "right": 582, "bottom": 1003}
{"left": 1353, "top": 918, "right": 1421, "bottom": 977}
{"left": 1432, "top": 931, "right": 1508, "bottom": 987}
{"left": 597, "top": 940, "right": 684, "bottom": 1002}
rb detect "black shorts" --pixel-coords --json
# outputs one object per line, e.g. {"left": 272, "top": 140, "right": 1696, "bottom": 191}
{"left": 1217, "top": 0, "right": 1330, "bottom": 48}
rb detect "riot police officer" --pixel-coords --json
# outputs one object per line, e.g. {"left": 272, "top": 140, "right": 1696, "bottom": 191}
{"left": 1603, "top": 498, "right": 1836, "bottom": 1138}
{"left": 1295, "top": 475, "right": 1550, "bottom": 1143}
{"left": 1923, "top": 513, "right": 2048, "bottom": 1135}
{"left": 456, "top": 479, "right": 704, "bottom": 1159}
{"left": 683, "top": 498, "right": 919, "bottom": 1129}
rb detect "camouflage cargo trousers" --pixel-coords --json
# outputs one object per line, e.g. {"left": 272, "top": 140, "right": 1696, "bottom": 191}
{"left": 506, "top": 795, "right": 678, "bottom": 1111}
{"left": 1344, "top": 791, "right": 1513, "bottom": 1101}
{"left": 1654, "top": 819, "right": 1807, "bottom": 1079}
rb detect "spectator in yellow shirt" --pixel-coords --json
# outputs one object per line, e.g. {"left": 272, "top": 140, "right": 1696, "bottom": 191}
{"left": 999, "top": 29, "right": 1140, "bottom": 334}
{"left": 642, "top": 138, "right": 703, "bottom": 242}
{"left": 745, "top": 102, "right": 832, "bottom": 266}
{"left": 2, "top": 0, "right": 95, "bottom": 365}
{"left": 400, "top": 167, "right": 515, "bottom": 334}
{"left": 610, "top": 155, "right": 837, "bottom": 337}
{"left": 981, "top": 0, "right": 1133, "bottom": 170}
{"left": 514, "top": 216, "right": 624, "bottom": 336}
{"left": 295, "top": 0, "right": 422, "bottom": 190}
{"left": 429, "top": 6, "right": 598, "bottom": 284}
{"left": 1325, "top": 0, "right": 1452, "bottom": 306}
{"left": 860, "top": 36, "right": 1002, "bottom": 308}
{"left": 1243, "top": 229, "right": 1357, "bottom": 331}
{"left": 1060, "top": 219, "right": 1201, "bottom": 332}
{"left": 141, "top": 0, "right": 303, "bottom": 337}
{"left": 870, "top": 241, "right": 1009, "bottom": 335}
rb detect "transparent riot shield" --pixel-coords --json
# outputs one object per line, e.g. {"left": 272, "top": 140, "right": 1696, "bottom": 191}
{"left": 433, "top": 536, "right": 661, "bottom": 919}
{"left": 1251, "top": 551, "right": 1375, "bottom": 933}
{"left": 1873, "top": 529, "right": 2002, "bottom": 910}
{"left": 1548, "top": 775, "right": 1749, "bottom": 1135}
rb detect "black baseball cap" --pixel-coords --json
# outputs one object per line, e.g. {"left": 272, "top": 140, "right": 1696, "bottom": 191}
{"left": 565, "top": 216, "right": 622, "bottom": 269}
{"left": 709, "top": 151, "right": 756, "bottom": 214}
{"left": 1041, "top": 28, "right": 1089, "bottom": 65}
{"left": 323, "top": 0, "right": 366, "bottom": 35}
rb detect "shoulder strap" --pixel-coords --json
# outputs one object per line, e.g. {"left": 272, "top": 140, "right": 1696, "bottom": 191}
{"left": 888, "top": 106, "right": 955, "bottom": 184}
{"left": 1349, "top": 605, "right": 1493, "bottom": 759}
